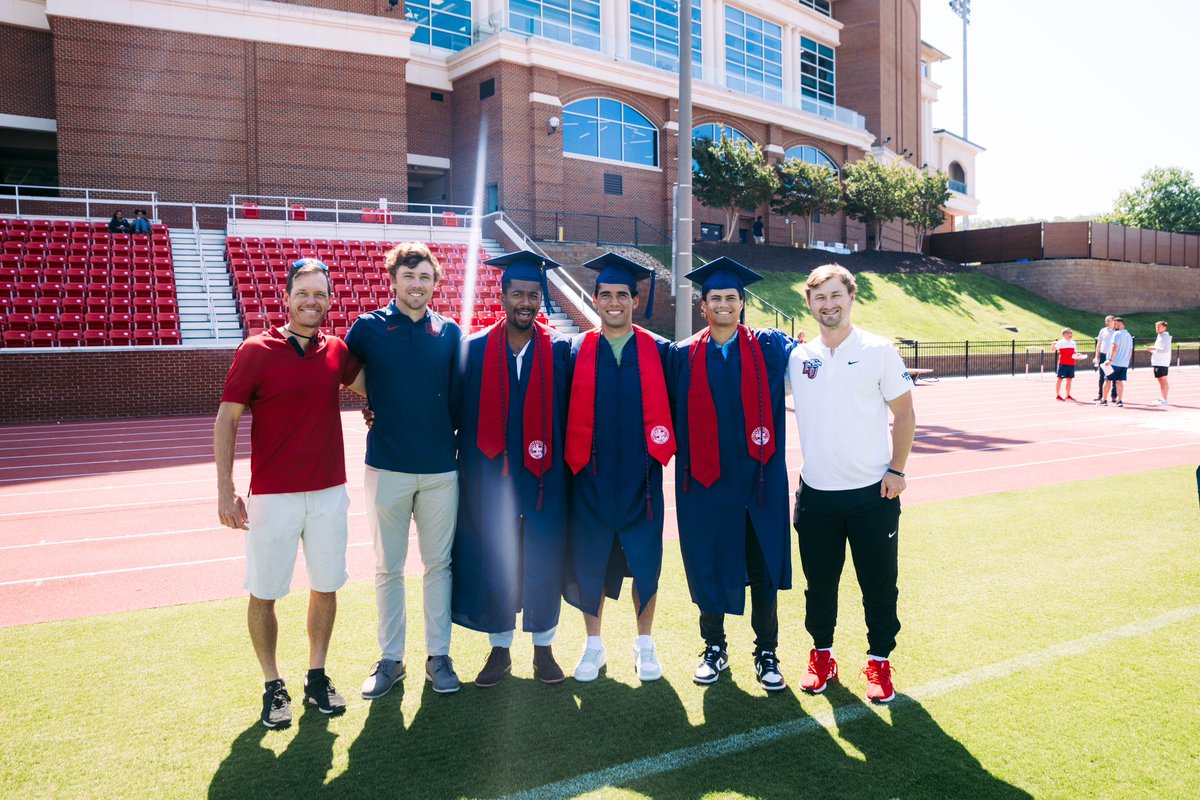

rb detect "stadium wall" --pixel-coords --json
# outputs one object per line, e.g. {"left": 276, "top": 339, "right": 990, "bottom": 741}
{"left": 0, "top": 348, "right": 366, "bottom": 424}
{"left": 976, "top": 260, "right": 1200, "bottom": 314}
{"left": 0, "top": 24, "right": 55, "bottom": 120}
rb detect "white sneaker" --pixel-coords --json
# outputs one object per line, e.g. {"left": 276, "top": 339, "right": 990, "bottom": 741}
{"left": 1153, "top": 399, "right": 1168, "bottom": 406}
{"left": 573, "top": 643, "right": 606, "bottom": 682}
{"left": 633, "top": 639, "right": 662, "bottom": 682}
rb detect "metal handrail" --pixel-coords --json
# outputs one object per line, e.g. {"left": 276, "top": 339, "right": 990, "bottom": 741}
{"left": 745, "top": 289, "right": 796, "bottom": 337}
{"left": 488, "top": 211, "right": 600, "bottom": 327}
{"left": 1, "top": 184, "right": 159, "bottom": 220}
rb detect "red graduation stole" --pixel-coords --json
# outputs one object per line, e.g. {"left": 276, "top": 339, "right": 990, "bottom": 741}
{"left": 477, "top": 320, "right": 554, "bottom": 480}
{"left": 686, "top": 324, "right": 775, "bottom": 488}
{"left": 565, "top": 326, "right": 676, "bottom": 475}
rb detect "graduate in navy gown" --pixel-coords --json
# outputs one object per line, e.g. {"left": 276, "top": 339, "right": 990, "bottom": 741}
{"left": 452, "top": 251, "right": 573, "bottom": 687}
{"left": 563, "top": 253, "right": 675, "bottom": 683}
{"left": 665, "top": 257, "right": 797, "bottom": 691}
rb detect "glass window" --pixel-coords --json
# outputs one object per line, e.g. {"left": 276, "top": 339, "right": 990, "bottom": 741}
{"left": 629, "top": 0, "right": 702, "bottom": 77}
{"left": 797, "top": 0, "right": 831, "bottom": 17}
{"left": 783, "top": 145, "right": 839, "bottom": 175}
{"left": 511, "top": 0, "right": 602, "bottom": 52}
{"left": 692, "top": 124, "right": 751, "bottom": 172}
{"left": 724, "top": 8, "right": 782, "bottom": 102}
{"left": 406, "top": 0, "right": 472, "bottom": 52}
{"left": 799, "top": 36, "right": 836, "bottom": 111}
{"left": 563, "top": 99, "right": 658, "bottom": 167}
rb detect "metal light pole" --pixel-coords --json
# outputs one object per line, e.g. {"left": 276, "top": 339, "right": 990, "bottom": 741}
{"left": 673, "top": 0, "right": 694, "bottom": 341}
{"left": 949, "top": 0, "right": 970, "bottom": 140}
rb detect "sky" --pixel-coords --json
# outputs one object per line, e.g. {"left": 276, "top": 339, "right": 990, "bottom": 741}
{"left": 919, "top": 0, "right": 1200, "bottom": 221}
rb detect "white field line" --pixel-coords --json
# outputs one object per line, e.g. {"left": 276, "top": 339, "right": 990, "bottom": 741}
{"left": 0, "top": 538, "right": 377, "bottom": 587}
{"left": 494, "top": 605, "right": 1200, "bottom": 800}
{"left": 0, "top": 445, "right": 369, "bottom": 474}
{"left": 0, "top": 482, "right": 369, "bottom": 517}
{"left": 0, "top": 511, "right": 370, "bottom": 550}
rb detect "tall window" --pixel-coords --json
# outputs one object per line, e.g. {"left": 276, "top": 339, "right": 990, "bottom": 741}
{"left": 798, "top": 0, "right": 831, "bottom": 16}
{"left": 630, "top": 0, "right": 702, "bottom": 78}
{"left": 784, "top": 145, "right": 838, "bottom": 175}
{"left": 510, "top": 0, "right": 602, "bottom": 51}
{"left": 406, "top": 0, "right": 472, "bottom": 51}
{"left": 562, "top": 99, "right": 658, "bottom": 167}
{"left": 724, "top": 8, "right": 783, "bottom": 102}
{"left": 799, "top": 36, "right": 836, "bottom": 111}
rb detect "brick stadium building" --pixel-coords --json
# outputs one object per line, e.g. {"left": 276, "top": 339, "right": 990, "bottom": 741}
{"left": 2, "top": 0, "right": 978, "bottom": 249}
{"left": 0, "top": 0, "right": 982, "bottom": 421}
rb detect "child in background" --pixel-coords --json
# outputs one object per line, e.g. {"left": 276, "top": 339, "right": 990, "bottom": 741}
{"left": 1054, "top": 328, "right": 1078, "bottom": 401}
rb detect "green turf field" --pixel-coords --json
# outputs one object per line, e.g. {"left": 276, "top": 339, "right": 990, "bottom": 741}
{"left": 3, "top": 466, "right": 1198, "bottom": 799}
{"left": 745, "top": 270, "right": 1199, "bottom": 342}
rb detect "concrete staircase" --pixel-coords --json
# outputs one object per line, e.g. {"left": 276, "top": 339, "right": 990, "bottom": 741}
{"left": 169, "top": 228, "right": 243, "bottom": 346}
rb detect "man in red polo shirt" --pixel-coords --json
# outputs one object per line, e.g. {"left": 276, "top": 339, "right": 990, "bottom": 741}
{"left": 215, "top": 258, "right": 364, "bottom": 729}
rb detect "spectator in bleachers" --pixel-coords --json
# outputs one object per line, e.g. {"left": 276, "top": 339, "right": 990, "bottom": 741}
{"left": 347, "top": 242, "right": 465, "bottom": 698}
{"left": 108, "top": 210, "right": 131, "bottom": 234}
{"left": 130, "top": 209, "right": 152, "bottom": 235}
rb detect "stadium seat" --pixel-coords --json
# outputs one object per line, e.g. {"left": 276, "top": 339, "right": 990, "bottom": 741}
{"left": 34, "top": 313, "right": 59, "bottom": 330}
{"left": 57, "top": 329, "right": 83, "bottom": 346}
{"left": 108, "top": 329, "right": 132, "bottom": 345}
{"left": 134, "top": 329, "right": 157, "bottom": 345}
{"left": 3, "top": 330, "right": 30, "bottom": 347}
{"left": 84, "top": 312, "right": 108, "bottom": 330}
{"left": 59, "top": 313, "right": 84, "bottom": 330}
{"left": 158, "top": 329, "right": 181, "bottom": 345}
{"left": 83, "top": 329, "right": 108, "bottom": 346}
{"left": 30, "top": 329, "right": 55, "bottom": 346}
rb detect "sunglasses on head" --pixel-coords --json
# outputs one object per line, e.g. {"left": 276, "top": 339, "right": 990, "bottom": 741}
{"left": 290, "top": 259, "right": 330, "bottom": 273}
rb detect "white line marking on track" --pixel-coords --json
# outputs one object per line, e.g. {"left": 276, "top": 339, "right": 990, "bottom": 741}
{"left": 494, "top": 605, "right": 1200, "bottom": 800}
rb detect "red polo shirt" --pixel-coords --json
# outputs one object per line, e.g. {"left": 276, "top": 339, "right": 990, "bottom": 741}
{"left": 221, "top": 328, "right": 361, "bottom": 495}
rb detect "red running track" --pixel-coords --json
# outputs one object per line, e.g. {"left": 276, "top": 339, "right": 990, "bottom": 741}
{"left": 2, "top": 368, "right": 1196, "bottom": 627}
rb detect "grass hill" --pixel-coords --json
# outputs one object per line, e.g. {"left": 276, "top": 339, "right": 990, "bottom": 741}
{"left": 646, "top": 244, "right": 1197, "bottom": 343}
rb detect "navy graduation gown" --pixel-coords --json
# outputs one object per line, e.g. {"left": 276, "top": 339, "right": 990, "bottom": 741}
{"left": 563, "top": 330, "right": 670, "bottom": 617}
{"left": 665, "top": 327, "right": 795, "bottom": 615}
{"left": 451, "top": 325, "right": 572, "bottom": 634}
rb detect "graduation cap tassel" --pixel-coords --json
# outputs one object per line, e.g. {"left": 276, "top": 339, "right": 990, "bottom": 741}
{"left": 645, "top": 270, "right": 656, "bottom": 319}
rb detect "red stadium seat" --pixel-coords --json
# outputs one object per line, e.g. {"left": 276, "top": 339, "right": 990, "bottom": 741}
{"left": 156, "top": 311, "right": 179, "bottom": 328}
{"left": 158, "top": 329, "right": 181, "bottom": 345}
{"left": 108, "top": 329, "right": 132, "bottom": 345}
{"left": 109, "top": 312, "right": 133, "bottom": 330}
{"left": 84, "top": 313, "right": 108, "bottom": 330}
{"left": 59, "top": 312, "right": 84, "bottom": 330}
{"left": 6, "top": 312, "right": 33, "bottom": 330}
{"left": 134, "top": 329, "right": 157, "bottom": 345}
{"left": 3, "top": 330, "right": 31, "bottom": 347}
{"left": 83, "top": 329, "right": 108, "bottom": 346}
{"left": 30, "top": 329, "right": 55, "bottom": 346}
{"left": 57, "top": 329, "right": 83, "bottom": 346}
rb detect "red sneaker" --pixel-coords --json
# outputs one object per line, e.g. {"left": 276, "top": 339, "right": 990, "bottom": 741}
{"left": 798, "top": 649, "right": 838, "bottom": 694}
{"left": 1055, "top": 395, "right": 1065, "bottom": 401}
{"left": 863, "top": 659, "right": 895, "bottom": 703}
{"left": 1066, "top": 396, "right": 1076, "bottom": 401}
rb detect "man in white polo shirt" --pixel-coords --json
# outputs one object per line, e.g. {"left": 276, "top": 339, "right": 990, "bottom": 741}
{"left": 787, "top": 264, "right": 916, "bottom": 704}
{"left": 1102, "top": 317, "right": 1134, "bottom": 408}
{"left": 1093, "top": 315, "right": 1116, "bottom": 402}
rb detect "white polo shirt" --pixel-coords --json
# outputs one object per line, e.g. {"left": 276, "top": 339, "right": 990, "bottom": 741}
{"left": 787, "top": 326, "right": 913, "bottom": 491}
{"left": 1150, "top": 332, "right": 1172, "bottom": 367}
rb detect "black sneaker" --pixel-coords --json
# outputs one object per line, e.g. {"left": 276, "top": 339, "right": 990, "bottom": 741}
{"left": 754, "top": 650, "right": 787, "bottom": 692}
{"left": 303, "top": 672, "right": 346, "bottom": 716}
{"left": 261, "top": 679, "right": 292, "bottom": 729}
{"left": 693, "top": 645, "right": 729, "bottom": 685}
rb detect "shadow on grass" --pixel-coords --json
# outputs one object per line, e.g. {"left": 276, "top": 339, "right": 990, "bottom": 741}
{"left": 877, "top": 272, "right": 1004, "bottom": 314}
{"left": 207, "top": 704, "right": 338, "bottom": 800}
{"left": 630, "top": 681, "right": 1033, "bottom": 799}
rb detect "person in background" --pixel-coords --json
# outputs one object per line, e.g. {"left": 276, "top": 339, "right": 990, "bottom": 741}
{"left": 1145, "top": 320, "right": 1171, "bottom": 406}
{"left": 1054, "top": 328, "right": 1078, "bottom": 401}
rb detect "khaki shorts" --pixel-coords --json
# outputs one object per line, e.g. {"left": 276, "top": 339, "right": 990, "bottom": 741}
{"left": 244, "top": 484, "right": 350, "bottom": 600}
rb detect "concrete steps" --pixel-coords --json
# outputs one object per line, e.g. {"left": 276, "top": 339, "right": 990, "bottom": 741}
{"left": 170, "top": 228, "right": 244, "bottom": 346}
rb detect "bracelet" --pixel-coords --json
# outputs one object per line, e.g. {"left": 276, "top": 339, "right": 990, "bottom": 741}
{"left": 886, "top": 468, "right": 906, "bottom": 478}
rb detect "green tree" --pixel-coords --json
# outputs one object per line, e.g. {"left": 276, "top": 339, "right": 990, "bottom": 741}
{"left": 692, "top": 137, "right": 779, "bottom": 242}
{"left": 903, "top": 169, "right": 951, "bottom": 252}
{"left": 772, "top": 158, "right": 842, "bottom": 247}
{"left": 1099, "top": 166, "right": 1200, "bottom": 233}
{"left": 842, "top": 156, "right": 911, "bottom": 250}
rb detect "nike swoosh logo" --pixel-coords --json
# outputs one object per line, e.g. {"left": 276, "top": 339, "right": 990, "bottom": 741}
{"left": 888, "top": 530, "right": 897, "bottom": 538}
{"left": 387, "top": 325, "right": 401, "bottom": 331}
{"left": 848, "top": 360, "right": 860, "bottom": 365}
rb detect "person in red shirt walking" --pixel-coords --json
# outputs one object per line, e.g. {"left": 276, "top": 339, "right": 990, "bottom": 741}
{"left": 214, "top": 258, "right": 364, "bottom": 729}
{"left": 1054, "top": 328, "right": 1079, "bottom": 401}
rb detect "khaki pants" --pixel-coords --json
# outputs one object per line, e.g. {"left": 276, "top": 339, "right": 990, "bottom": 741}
{"left": 365, "top": 467, "right": 458, "bottom": 660}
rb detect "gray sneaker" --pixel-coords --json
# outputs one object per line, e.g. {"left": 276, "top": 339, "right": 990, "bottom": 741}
{"left": 361, "top": 658, "right": 405, "bottom": 700}
{"left": 425, "top": 655, "right": 460, "bottom": 694}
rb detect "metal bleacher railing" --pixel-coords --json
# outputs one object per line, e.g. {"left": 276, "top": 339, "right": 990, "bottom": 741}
{"left": 894, "top": 338, "right": 1198, "bottom": 380}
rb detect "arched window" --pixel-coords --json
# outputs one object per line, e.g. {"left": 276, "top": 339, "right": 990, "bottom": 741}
{"left": 948, "top": 161, "right": 967, "bottom": 193}
{"left": 692, "top": 124, "right": 750, "bottom": 145}
{"left": 783, "top": 145, "right": 838, "bottom": 174}
{"left": 562, "top": 99, "right": 658, "bottom": 167}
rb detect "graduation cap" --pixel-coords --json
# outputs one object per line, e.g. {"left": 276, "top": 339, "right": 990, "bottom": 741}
{"left": 684, "top": 257, "right": 764, "bottom": 324}
{"left": 581, "top": 252, "right": 657, "bottom": 319}
{"left": 485, "top": 250, "right": 561, "bottom": 312}
{"left": 683, "top": 257, "right": 764, "bottom": 296}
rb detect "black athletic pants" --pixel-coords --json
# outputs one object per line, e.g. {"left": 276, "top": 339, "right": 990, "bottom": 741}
{"left": 1097, "top": 354, "right": 1117, "bottom": 399}
{"left": 699, "top": 516, "right": 778, "bottom": 653}
{"left": 794, "top": 480, "right": 901, "bottom": 658}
